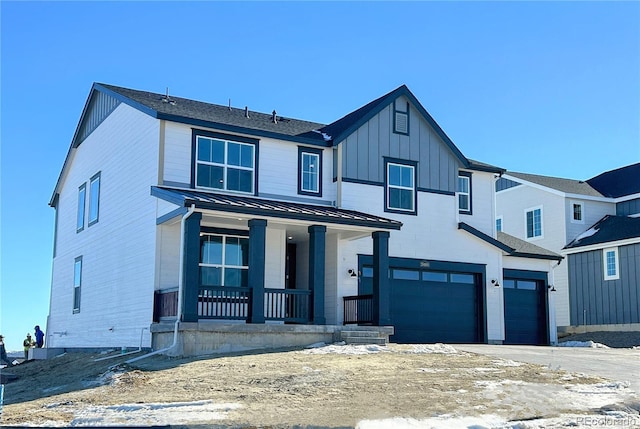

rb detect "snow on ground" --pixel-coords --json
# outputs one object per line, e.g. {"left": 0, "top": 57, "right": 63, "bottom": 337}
{"left": 301, "top": 342, "right": 459, "bottom": 355}
{"left": 558, "top": 341, "right": 610, "bottom": 348}
{"left": 44, "top": 400, "right": 243, "bottom": 426}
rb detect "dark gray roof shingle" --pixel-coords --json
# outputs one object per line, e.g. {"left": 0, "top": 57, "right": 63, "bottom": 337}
{"left": 97, "top": 83, "right": 328, "bottom": 145}
{"left": 505, "top": 171, "right": 604, "bottom": 197}
{"left": 587, "top": 163, "right": 640, "bottom": 198}
{"left": 564, "top": 215, "right": 640, "bottom": 249}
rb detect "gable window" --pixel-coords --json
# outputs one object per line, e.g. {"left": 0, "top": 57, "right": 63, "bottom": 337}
{"left": 496, "top": 216, "right": 503, "bottom": 232}
{"left": 393, "top": 101, "right": 409, "bottom": 135}
{"left": 88, "top": 172, "right": 100, "bottom": 226}
{"left": 385, "top": 160, "right": 416, "bottom": 214}
{"left": 525, "top": 206, "right": 543, "bottom": 239}
{"left": 77, "top": 183, "right": 86, "bottom": 232}
{"left": 603, "top": 247, "right": 619, "bottom": 281}
{"left": 200, "top": 234, "right": 249, "bottom": 287}
{"left": 298, "top": 147, "right": 322, "bottom": 196}
{"left": 457, "top": 172, "right": 472, "bottom": 214}
{"left": 571, "top": 201, "right": 584, "bottom": 224}
{"left": 195, "top": 134, "right": 256, "bottom": 194}
{"left": 73, "top": 256, "right": 82, "bottom": 313}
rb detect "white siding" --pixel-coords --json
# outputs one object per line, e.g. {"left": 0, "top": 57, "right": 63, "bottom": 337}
{"left": 49, "top": 104, "right": 160, "bottom": 348}
{"left": 339, "top": 182, "right": 506, "bottom": 342}
{"left": 458, "top": 170, "right": 497, "bottom": 236}
{"left": 565, "top": 199, "right": 615, "bottom": 243}
{"left": 162, "top": 122, "right": 192, "bottom": 186}
{"left": 157, "top": 222, "right": 181, "bottom": 290}
{"left": 265, "top": 227, "right": 286, "bottom": 290}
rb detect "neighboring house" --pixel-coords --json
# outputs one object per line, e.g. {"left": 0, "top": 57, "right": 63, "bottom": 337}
{"left": 496, "top": 163, "right": 640, "bottom": 332}
{"left": 47, "top": 83, "right": 561, "bottom": 355}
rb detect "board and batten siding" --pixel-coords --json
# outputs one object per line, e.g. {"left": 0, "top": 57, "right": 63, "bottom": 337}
{"left": 617, "top": 198, "right": 640, "bottom": 216}
{"left": 339, "top": 96, "right": 462, "bottom": 194}
{"left": 568, "top": 243, "right": 640, "bottom": 326}
{"left": 49, "top": 103, "right": 160, "bottom": 349}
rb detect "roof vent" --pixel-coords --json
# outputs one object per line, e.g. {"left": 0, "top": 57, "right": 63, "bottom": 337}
{"left": 272, "top": 110, "right": 277, "bottom": 124}
{"left": 228, "top": 99, "right": 232, "bottom": 111}
{"left": 161, "top": 87, "right": 176, "bottom": 105}
{"left": 245, "top": 106, "right": 250, "bottom": 118}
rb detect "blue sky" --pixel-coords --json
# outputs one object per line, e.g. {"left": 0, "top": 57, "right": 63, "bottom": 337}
{"left": 1, "top": 1, "right": 638, "bottom": 352}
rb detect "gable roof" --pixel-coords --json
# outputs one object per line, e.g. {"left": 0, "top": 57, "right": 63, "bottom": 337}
{"left": 152, "top": 186, "right": 402, "bottom": 230}
{"left": 564, "top": 215, "right": 640, "bottom": 250}
{"left": 95, "top": 83, "right": 328, "bottom": 147}
{"left": 504, "top": 171, "right": 604, "bottom": 197}
{"left": 587, "top": 163, "right": 640, "bottom": 198}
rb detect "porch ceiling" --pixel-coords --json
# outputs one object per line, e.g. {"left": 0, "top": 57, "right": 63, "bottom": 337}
{"left": 151, "top": 186, "right": 402, "bottom": 231}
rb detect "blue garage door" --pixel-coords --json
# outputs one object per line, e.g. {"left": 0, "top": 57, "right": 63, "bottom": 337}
{"left": 360, "top": 267, "right": 482, "bottom": 344}
{"left": 503, "top": 278, "right": 546, "bottom": 345}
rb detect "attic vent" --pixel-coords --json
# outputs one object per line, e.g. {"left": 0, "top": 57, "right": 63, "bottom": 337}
{"left": 272, "top": 110, "right": 277, "bottom": 124}
{"left": 245, "top": 106, "right": 250, "bottom": 118}
{"left": 395, "top": 112, "right": 408, "bottom": 134}
{"left": 161, "top": 87, "right": 176, "bottom": 105}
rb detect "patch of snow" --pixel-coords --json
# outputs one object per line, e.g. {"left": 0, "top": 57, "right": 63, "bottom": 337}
{"left": 573, "top": 226, "right": 599, "bottom": 243}
{"left": 311, "top": 129, "right": 332, "bottom": 141}
{"left": 408, "top": 343, "right": 458, "bottom": 354}
{"left": 68, "top": 400, "right": 241, "bottom": 426}
{"left": 492, "top": 359, "right": 524, "bottom": 367}
{"left": 301, "top": 343, "right": 389, "bottom": 355}
{"left": 305, "top": 342, "right": 327, "bottom": 349}
{"left": 557, "top": 341, "right": 609, "bottom": 348}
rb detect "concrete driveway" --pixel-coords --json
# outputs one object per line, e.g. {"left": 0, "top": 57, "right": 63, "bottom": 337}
{"left": 457, "top": 344, "right": 640, "bottom": 394}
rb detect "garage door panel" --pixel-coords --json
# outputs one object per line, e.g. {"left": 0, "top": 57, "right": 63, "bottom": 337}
{"left": 503, "top": 278, "right": 547, "bottom": 345}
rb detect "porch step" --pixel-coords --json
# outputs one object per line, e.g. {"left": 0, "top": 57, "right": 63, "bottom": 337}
{"left": 340, "top": 330, "right": 388, "bottom": 346}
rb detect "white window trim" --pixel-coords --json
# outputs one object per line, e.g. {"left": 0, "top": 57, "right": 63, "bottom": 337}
{"left": 496, "top": 215, "right": 503, "bottom": 233}
{"left": 76, "top": 183, "right": 86, "bottom": 232}
{"left": 603, "top": 247, "right": 620, "bottom": 281}
{"left": 195, "top": 136, "right": 255, "bottom": 194}
{"left": 386, "top": 162, "right": 415, "bottom": 212}
{"left": 457, "top": 174, "right": 471, "bottom": 214}
{"left": 570, "top": 200, "right": 585, "bottom": 224}
{"left": 524, "top": 205, "right": 544, "bottom": 240}
{"left": 88, "top": 173, "right": 100, "bottom": 226}
{"left": 300, "top": 151, "right": 320, "bottom": 193}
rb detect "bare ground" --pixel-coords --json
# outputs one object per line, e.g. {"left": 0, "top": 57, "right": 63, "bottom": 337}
{"left": 1, "top": 344, "right": 637, "bottom": 428}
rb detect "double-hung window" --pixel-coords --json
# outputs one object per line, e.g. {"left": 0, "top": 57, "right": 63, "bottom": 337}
{"left": 571, "top": 201, "right": 584, "bottom": 224}
{"left": 457, "top": 172, "right": 472, "bottom": 214}
{"left": 77, "top": 184, "right": 86, "bottom": 232}
{"left": 385, "top": 160, "right": 416, "bottom": 214}
{"left": 298, "top": 147, "right": 322, "bottom": 196}
{"left": 603, "top": 248, "right": 619, "bottom": 281}
{"left": 525, "top": 206, "right": 543, "bottom": 239}
{"left": 195, "top": 135, "right": 255, "bottom": 194}
{"left": 200, "top": 234, "right": 249, "bottom": 287}
{"left": 73, "top": 256, "right": 82, "bottom": 313}
{"left": 496, "top": 216, "right": 503, "bottom": 232}
{"left": 88, "top": 173, "right": 100, "bottom": 226}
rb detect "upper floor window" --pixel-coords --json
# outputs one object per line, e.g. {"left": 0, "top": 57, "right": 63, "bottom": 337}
{"left": 73, "top": 256, "right": 82, "bottom": 313}
{"left": 200, "top": 233, "right": 249, "bottom": 287}
{"left": 496, "top": 216, "right": 503, "bottom": 232}
{"left": 571, "top": 201, "right": 584, "bottom": 224}
{"left": 603, "top": 247, "right": 619, "bottom": 281}
{"left": 77, "top": 183, "right": 86, "bottom": 232}
{"left": 88, "top": 172, "right": 100, "bottom": 226}
{"left": 525, "top": 206, "right": 543, "bottom": 239}
{"left": 393, "top": 101, "right": 409, "bottom": 135}
{"left": 457, "top": 172, "right": 472, "bottom": 215}
{"left": 298, "top": 147, "right": 322, "bottom": 196}
{"left": 385, "top": 160, "right": 416, "bottom": 214}
{"left": 195, "top": 134, "right": 255, "bottom": 194}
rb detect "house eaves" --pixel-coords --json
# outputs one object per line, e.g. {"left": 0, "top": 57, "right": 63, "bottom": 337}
{"left": 321, "top": 85, "right": 471, "bottom": 169}
{"left": 500, "top": 172, "right": 608, "bottom": 202}
{"left": 458, "top": 222, "right": 562, "bottom": 261}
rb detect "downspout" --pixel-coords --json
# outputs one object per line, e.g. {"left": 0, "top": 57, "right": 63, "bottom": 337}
{"left": 548, "top": 259, "right": 562, "bottom": 345}
{"left": 127, "top": 204, "right": 196, "bottom": 364}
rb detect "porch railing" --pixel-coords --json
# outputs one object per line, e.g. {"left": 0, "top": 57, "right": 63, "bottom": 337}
{"left": 265, "top": 288, "right": 311, "bottom": 323}
{"left": 153, "top": 286, "right": 312, "bottom": 323}
{"left": 343, "top": 294, "right": 373, "bottom": 325}
{"left": 198, "top": 286, "right": 251, "bottom": 320}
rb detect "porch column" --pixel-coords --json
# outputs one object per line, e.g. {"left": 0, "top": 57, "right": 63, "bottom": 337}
{"left": 182, "top": 211, "right": 202, "bottom": 323}
{"left": 309, "top": 225, "right": 326, "bottom": 325}
{"left": 372, "top": 231, "right": 391, "bottom": 326}
{"left": 248, "top": 219, "right": 267, "bottom": 324}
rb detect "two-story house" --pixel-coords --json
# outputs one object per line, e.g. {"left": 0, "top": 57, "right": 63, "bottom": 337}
{"left": 496, "top": 163, "right": 640, "bottom": 333}
{"left": 47, "top": 83, "right": 561, "bottom": 356}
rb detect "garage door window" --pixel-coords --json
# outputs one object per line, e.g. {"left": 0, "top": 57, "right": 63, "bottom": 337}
{"left": 392, "top": 269, "right": 420, "bottom": 280}
{"left": 450, "top": 273, "right": 475, "bottom": 284}
{"left": 422, "top": 271, "right": 448, "bottom": 282}
{"left": 504, "top": 279, "right": 537, "bottom": 290}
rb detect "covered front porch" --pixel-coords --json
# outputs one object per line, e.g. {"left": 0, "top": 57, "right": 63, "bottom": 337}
{"left": 151, "top": 186, "right": 401, "bottom": 353}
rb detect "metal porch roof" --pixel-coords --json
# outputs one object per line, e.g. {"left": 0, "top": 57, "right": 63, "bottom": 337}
{"left": 151, "top": 186, "right": 403, "bottom": 230}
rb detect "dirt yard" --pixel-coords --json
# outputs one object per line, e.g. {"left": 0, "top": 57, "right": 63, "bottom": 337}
{"left": 1, "top": 343, "right": 638, "bottom": 428}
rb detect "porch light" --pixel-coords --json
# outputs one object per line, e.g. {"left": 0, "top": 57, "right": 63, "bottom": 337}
{"left": 348, "top": 269, "right": 357, "bottom": 278}
{"left": 548, "top": 284, "right": 557, "bottom": 292}
{"left": 491, "top": 279, "right": 500, "bottom": 287}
